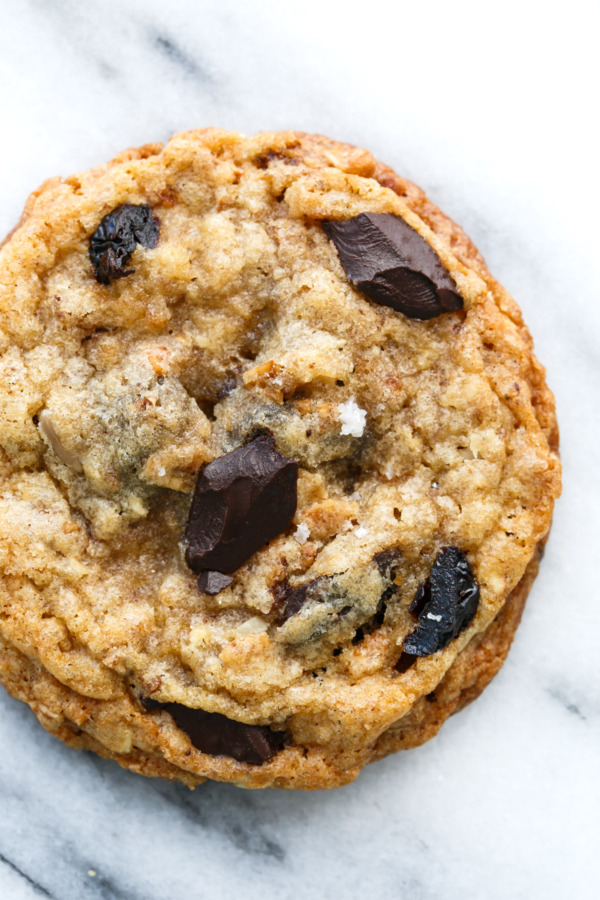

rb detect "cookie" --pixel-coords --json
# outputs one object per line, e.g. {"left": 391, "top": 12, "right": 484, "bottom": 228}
{"left": 0, "top": 130, "right": 561, "bottom": 789}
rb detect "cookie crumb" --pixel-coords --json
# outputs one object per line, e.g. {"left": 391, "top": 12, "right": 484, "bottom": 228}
{"left": 338, "top": 397, "right": 367, "bottom": 437}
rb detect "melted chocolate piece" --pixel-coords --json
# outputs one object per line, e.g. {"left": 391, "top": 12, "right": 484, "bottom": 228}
{"left": 198, "top": 571, "right": 233, "bottom": 595}
{"left": 89, "top": 203, "right": 159, "bottom": 284}
{"left": 323, "top": 213, "right": 463, "bottom": 320}
{"left": 141, "top": 699, "right": 286, "bottom": 765}
{"left": 273, "top": 576, "right": 333, "bottom": 623}
{"left": 352, "top": 595, "right": 386, "bottom": 645}
{"left": 276, "top": 551, "right": 403, "bottom": 628}
{"left": 353, "top": 548, "right": 402, "bottom": 644}
{"left": 185, "top": 434, "right": 298, "bottom": 578}
{"left": 373, "top": 548, "right": 402, "bottom": 582}
{"left": 402, "top": 547, "right": 479, "bottom": 657}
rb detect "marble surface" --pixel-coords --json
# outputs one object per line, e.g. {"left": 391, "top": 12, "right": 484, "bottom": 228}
{"left": 0, "top": 1, "right": 599, "bottom": 897}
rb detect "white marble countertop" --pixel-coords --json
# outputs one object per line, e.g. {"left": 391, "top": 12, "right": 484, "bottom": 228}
{"left": 0, "top": 1, "right": 598, "bottom": 898}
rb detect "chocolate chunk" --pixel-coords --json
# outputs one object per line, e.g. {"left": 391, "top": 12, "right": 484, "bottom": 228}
{"left": 394, "top": 651, "right": 418, "bottom": 673}
{"left": 323, "top": 213, "right": 463, "bottom": 320}
{"left": 273, "top": 574, "right": 363, "bottom": 646}
{"left": 139, "top": 696, "right": 165, "bottom": 712}
{"left": 273, "top": 576, "right": 358, "bottom": 628}
{"left": 89, "top": 203, "right": 159, "bottom": 284}
{"left": 409, "top": 580, "right": 431, "bottom": 618}
{"left": 353, "top": 549, "right": 402, "bottom": 644}
{"left": 352, "top": 596, "right": 386, "bottom": 645}
{"left": 142, "top": 700, "right": 286, "bottom": 765}
{"left": 198, "top": 571, "right": 233, "bottom": 595}
{"left": 402, "top": 547, "right": 479, "bottom": 657}
{"left": 373, "top": 548, "right": 402, "bottom": 582}
{"left": 273, "top": 576, "right": 333, "bottom": 623}
{"left": 185, "top": 434, "right": 298, "bottom": 579}
{"left": 216, "top": 376, "right": 238, "bottom": 400}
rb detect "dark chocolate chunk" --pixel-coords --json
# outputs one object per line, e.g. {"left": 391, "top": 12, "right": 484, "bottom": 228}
{"left": 273, "top": 574, "right": 364, "bottom": 646}
{"left": 89, "top": 203, "right": 159, "bottom": 284}
{"left": 216, "top": 376, "right": 238, "bottom": 400}
{"left": 373, "top": 548, "right": 402, "bottom": 585}
{"left": 139, "top": 695, "right": 165, "bottom": 712}
{"left": 275, "top": 554, "right": 401, "bottom": 647}
{"left": 352, "top": 596, "right": 386, "bottom": 645}
{"left": 394, "top": 651, "right": 418, "bottom": 674}
{"left": 273, "top": 576, "right": 333, "bottom": 624}
{"left": 185, "top": 434, "right": 298, "bottom": 577}
{"left": 166, "top": 706, "right": 286, "bottom": 765}
{"left": 402, "top": 547, "right": 479, "bottom": 657}
{"left": 323, "top": 212, "right": 463, "bottom": 320}
{"left": 353, "top": 549, "right": 402, "bottom": 644}
{"left": 409, "top": 580, "right": 431, "bottom": 619}
{"left": 198, "top": 571, "right": 233, "bottom": 595}
{"left": 141, "top": 699, "right": 286, "bottom": 765}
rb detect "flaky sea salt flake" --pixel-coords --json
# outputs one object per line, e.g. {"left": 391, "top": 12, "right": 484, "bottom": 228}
{"left": 294, "top": 523, "right": 310, "bottom": 544}
{"left": 338, "top": 397, "right": 367, "bottom": 437}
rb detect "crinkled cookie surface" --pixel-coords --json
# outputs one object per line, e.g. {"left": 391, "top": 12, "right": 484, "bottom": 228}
{"left": 0, "top": 130, "right": 560, "bottom": 789}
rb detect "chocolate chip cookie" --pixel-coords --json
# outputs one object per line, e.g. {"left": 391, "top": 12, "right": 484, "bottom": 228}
{"left": 0, "top": 130, "right": 561, "bottom": 789}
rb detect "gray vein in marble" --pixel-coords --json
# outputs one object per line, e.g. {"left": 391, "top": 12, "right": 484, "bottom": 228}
{"left": 0, "top": 851, "right": 55, "bottom": 899}
{"left": 60, "top": 840, "right": 148, "bottom": 900}
{"left": 81, "top": 872, "right": 145, "bottom": 900}
{"left": 25, "top": 0, "right": 126, "bottom": 83}
{"left": 546, "top": 687, "right": 588, "bottom": 722}
{"left": 149, "top": 781, "right": 286, "bottom": 861}
{"left": 150, "top": 31, "right": 214, "bottom": 83}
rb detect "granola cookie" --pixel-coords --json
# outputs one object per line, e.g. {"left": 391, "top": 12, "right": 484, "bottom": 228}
{"left": 0, "top": 130, "right": 560, "bottom": 789}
